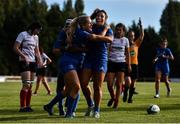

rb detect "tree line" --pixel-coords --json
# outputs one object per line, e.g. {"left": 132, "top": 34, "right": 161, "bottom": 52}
{"left": 0, "top": 0, "right": 179, "bottom": 78}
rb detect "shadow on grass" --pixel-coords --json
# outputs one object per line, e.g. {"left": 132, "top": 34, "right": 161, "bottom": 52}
{"left": 76, "top": 103, "right": 180, "bottom": 113}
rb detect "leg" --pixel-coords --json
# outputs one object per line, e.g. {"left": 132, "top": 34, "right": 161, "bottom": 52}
{"left": 113, "top": 72, "right": 124, "bottom": 108}
{"left": 80, "top": 69, "right": 94, "bottom": 108}
{"left": 64, "top": 70, "right": 81, "bottom": 118}
{"left": 128, "top": 78, "right": 137, "bottom": 103}
{"left": 163, "top": 75, "right": 171, "bottom": 96}
{"left": 154, "top": 71, "right": 161, "bottom": 98}
{"left": 33, "top": 76, "right": 42, "bottom": 95}
{"left": 19, "top": 71, "right": 31, "bottom": 112}
{"left": 42, "top": 76, "right": 52, "bottom": 95}
{"left": 106, "top": 72, "right": 115, "bottom": 106}
{"left": 123, "top": 76, "right": 131, "bottom": 102}
{"left": 93, "top": 71, "right": 105, "bottom": 113}
{"left": 26, "top": 72, "right": 35, "bottom": 111}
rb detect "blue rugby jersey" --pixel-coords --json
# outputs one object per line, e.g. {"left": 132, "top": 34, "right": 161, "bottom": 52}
{"left": 58, "top": 28, "right": 91, "bottom": 74}
{"left": 53, "top": 30, "right": 67, "bottom": 50}
{"left": 156, "top": 47, "right": 173, "bottom": 64}
{"left": 86, "top": 25, "right": 113, "bottom": 61}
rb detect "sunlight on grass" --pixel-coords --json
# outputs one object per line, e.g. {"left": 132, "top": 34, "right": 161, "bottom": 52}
{"left": 0, "top": 82, "right": 180, "bottom": 123}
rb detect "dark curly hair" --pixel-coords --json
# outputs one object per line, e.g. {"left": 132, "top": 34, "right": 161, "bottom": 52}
{"left": 27, "top": 22, "right": 42, "bottom": 31}
{"left": 90, "top": 8, "right": 108, "bottom": 20}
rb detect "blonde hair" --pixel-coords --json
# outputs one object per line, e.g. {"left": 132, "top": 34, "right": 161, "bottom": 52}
{"left": 66, "top": 15, "right": 90, "bottom": 45}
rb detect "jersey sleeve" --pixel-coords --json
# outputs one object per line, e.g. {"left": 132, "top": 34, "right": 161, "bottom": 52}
{"left": 16, "top": 32, "right": 24, "bottom": 44}
{"left": 166, "top": 48, "right": 173, "bottom": 56}
{"left": 106, "top": 28, "right": 113, "bottom": 37}
{"left": 78, "top": 29, "right": 91, "bottom": 40}
{"left": 53, "top": 30, "right": 67, "bottom": 49}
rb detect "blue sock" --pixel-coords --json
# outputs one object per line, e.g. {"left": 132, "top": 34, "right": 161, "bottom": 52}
{"left": 66, "top": 96, "right": 76, "bottom": 116}
{"left": 48, "top": 91, "right": 64, "bottom": 108}
{"left": 94, "top": 105, "right": 99, "bottom": 112}
{"left": 72, "top": 93, "right": 80, "bottom": 112}
{"left": 87, "top": 98, "right": 94, "bottom": 107}
{"left": 58, "top": 97, "right": 64, "bottom": 113}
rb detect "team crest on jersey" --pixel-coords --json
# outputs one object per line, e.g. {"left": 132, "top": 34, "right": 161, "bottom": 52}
{"left": 130, "top": 50, "right": 135, "bottom": 56}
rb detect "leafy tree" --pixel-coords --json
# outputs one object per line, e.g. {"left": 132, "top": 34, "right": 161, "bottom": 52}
{"left": 45, "top": 4, "right": 65, "bottom": 76}
{"left": 75, "top": 0, "right": 84, "bottom": 16}
{"left": 159, "top": 0, "right": 180, "bottom": 77}
{"left": 138, "top": 27, "right": 160, "bottom": 79}
{"left": 63, "top": 0, "right": 77, "bottom": 18}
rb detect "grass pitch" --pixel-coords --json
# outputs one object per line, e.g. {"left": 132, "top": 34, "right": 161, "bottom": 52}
{"left": 0, "top": 81, "right": 180, "bottom": 123}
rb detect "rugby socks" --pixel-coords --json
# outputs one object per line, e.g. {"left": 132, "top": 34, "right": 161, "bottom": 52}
{"left": 58, "top": 92, "right": 65, "bottom": 115}
{"left": 94, "top": 105, "right": 100, "bottom": 112}
{"left": 49, "top": 91, "right": 64, "bottom": 108}
{"left": 20, "top": 89, "right": 28, "bottom": 108}
{"left": 128, "top": 88, "right": 135, "bottom": 103}
{"left": 155, "top": 90, "right": 159, "bottom": 95}
{"left": 107, "top": 85, "right": 115, "bottom": 101}
{"left": 87, "top": 98, "right": 94, "bottom": 107}
{"left": 66, "top": 96, "right": 76, "bottom": 117}
{"left": 26, "top": 89, "right": 32, "bottom": 107}
{"left": 72, "top": 93, "right": 80, "bottom": 112}
{"left": 123, "top": 86, "right": 129, "bottom": 102}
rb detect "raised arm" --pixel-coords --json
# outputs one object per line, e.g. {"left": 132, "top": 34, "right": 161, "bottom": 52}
{"left": 138, "top": 17, "right": 144, "bottom": 43}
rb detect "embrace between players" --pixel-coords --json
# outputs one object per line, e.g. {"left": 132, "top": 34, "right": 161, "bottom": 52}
{"left": 14, "top": 8, "right": 174, "bottom": 119}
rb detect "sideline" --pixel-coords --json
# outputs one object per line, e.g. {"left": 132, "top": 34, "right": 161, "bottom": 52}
{"left": 0, "top": 75, "right": 57, "bottom": 83}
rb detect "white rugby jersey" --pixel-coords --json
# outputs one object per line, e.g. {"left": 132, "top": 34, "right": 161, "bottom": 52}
{"left": 16, "top": 31, "right": 39, "bottom": 62}
{"left": 108, "top": 37, "right": 129, "bottom": 63}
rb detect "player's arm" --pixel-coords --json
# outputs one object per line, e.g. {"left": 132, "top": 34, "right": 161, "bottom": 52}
{"left": 100, "top": 24, "right": 110, "bottom": 36}
{"left": 125, "top": 46, "right": 131, "bottom": 73}
{"left": 52, "top": 30, "right": 67, "bottom": 55}
{"left": 88, "top": 33, "right": 113, "bottom": 43}
{"left": 13, "top": 42, "right": 27, "bottom": 61}
{"left": 137, "top": 18, "right": 144, "bottom": 45}
{"left": 35, "top": 46, "right": 43, "bottom": 67}
{"left": 46, "top": 55, "right": 52, "bottom": 65}
{"left": 153, "top": 57, "right": 158, "bottom": 63}
{"left": 162, "top": 53, "right": 174, "bottom": 60}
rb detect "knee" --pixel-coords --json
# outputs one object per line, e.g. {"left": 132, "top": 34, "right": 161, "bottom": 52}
{"left": 22, "top": 80, "right": 31, "bottom": 89}
{"left": 155, "top": 80, "right": 160, "bottom": 83}
{"left": 93, "top": 84, "right": 101, "bottom": 91}
{"left": 80, "top": 81, "right": 88, "bottom": 89}
{"left": 108, "top": 85, "right": 113, "bottom": 89}
{"left": 73, "top": 83, "right": 81, "bottom": 92}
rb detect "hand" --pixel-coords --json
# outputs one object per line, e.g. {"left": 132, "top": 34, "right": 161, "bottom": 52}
{"left": 138, "top": 17, "right": 142, "bottom": 27}
{"left": 153, "top": 58, "right": 158, "bottom": 63}
{"left": 37, "top": 61, "right": 43, "bottom": 68}
{"left": 162, "top": 55, "right": 169, "bottom": 59}
{"left": 22, "top": 55, "right": 29, "bottom": 65}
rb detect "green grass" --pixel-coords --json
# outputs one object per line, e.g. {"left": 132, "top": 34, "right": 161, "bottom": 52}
{"left": 0, "top": 81, "right": 180, "bottom": 123}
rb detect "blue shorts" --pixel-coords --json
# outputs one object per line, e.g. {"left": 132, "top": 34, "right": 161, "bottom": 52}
{"left": 83, "top": 58, "right": 107, "bottom": 73}
{"left": 59, "top": 53, "right": 84, "bottom": 74}
{"left": 155, "top": 63, "right": 170, "bottom": 76}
